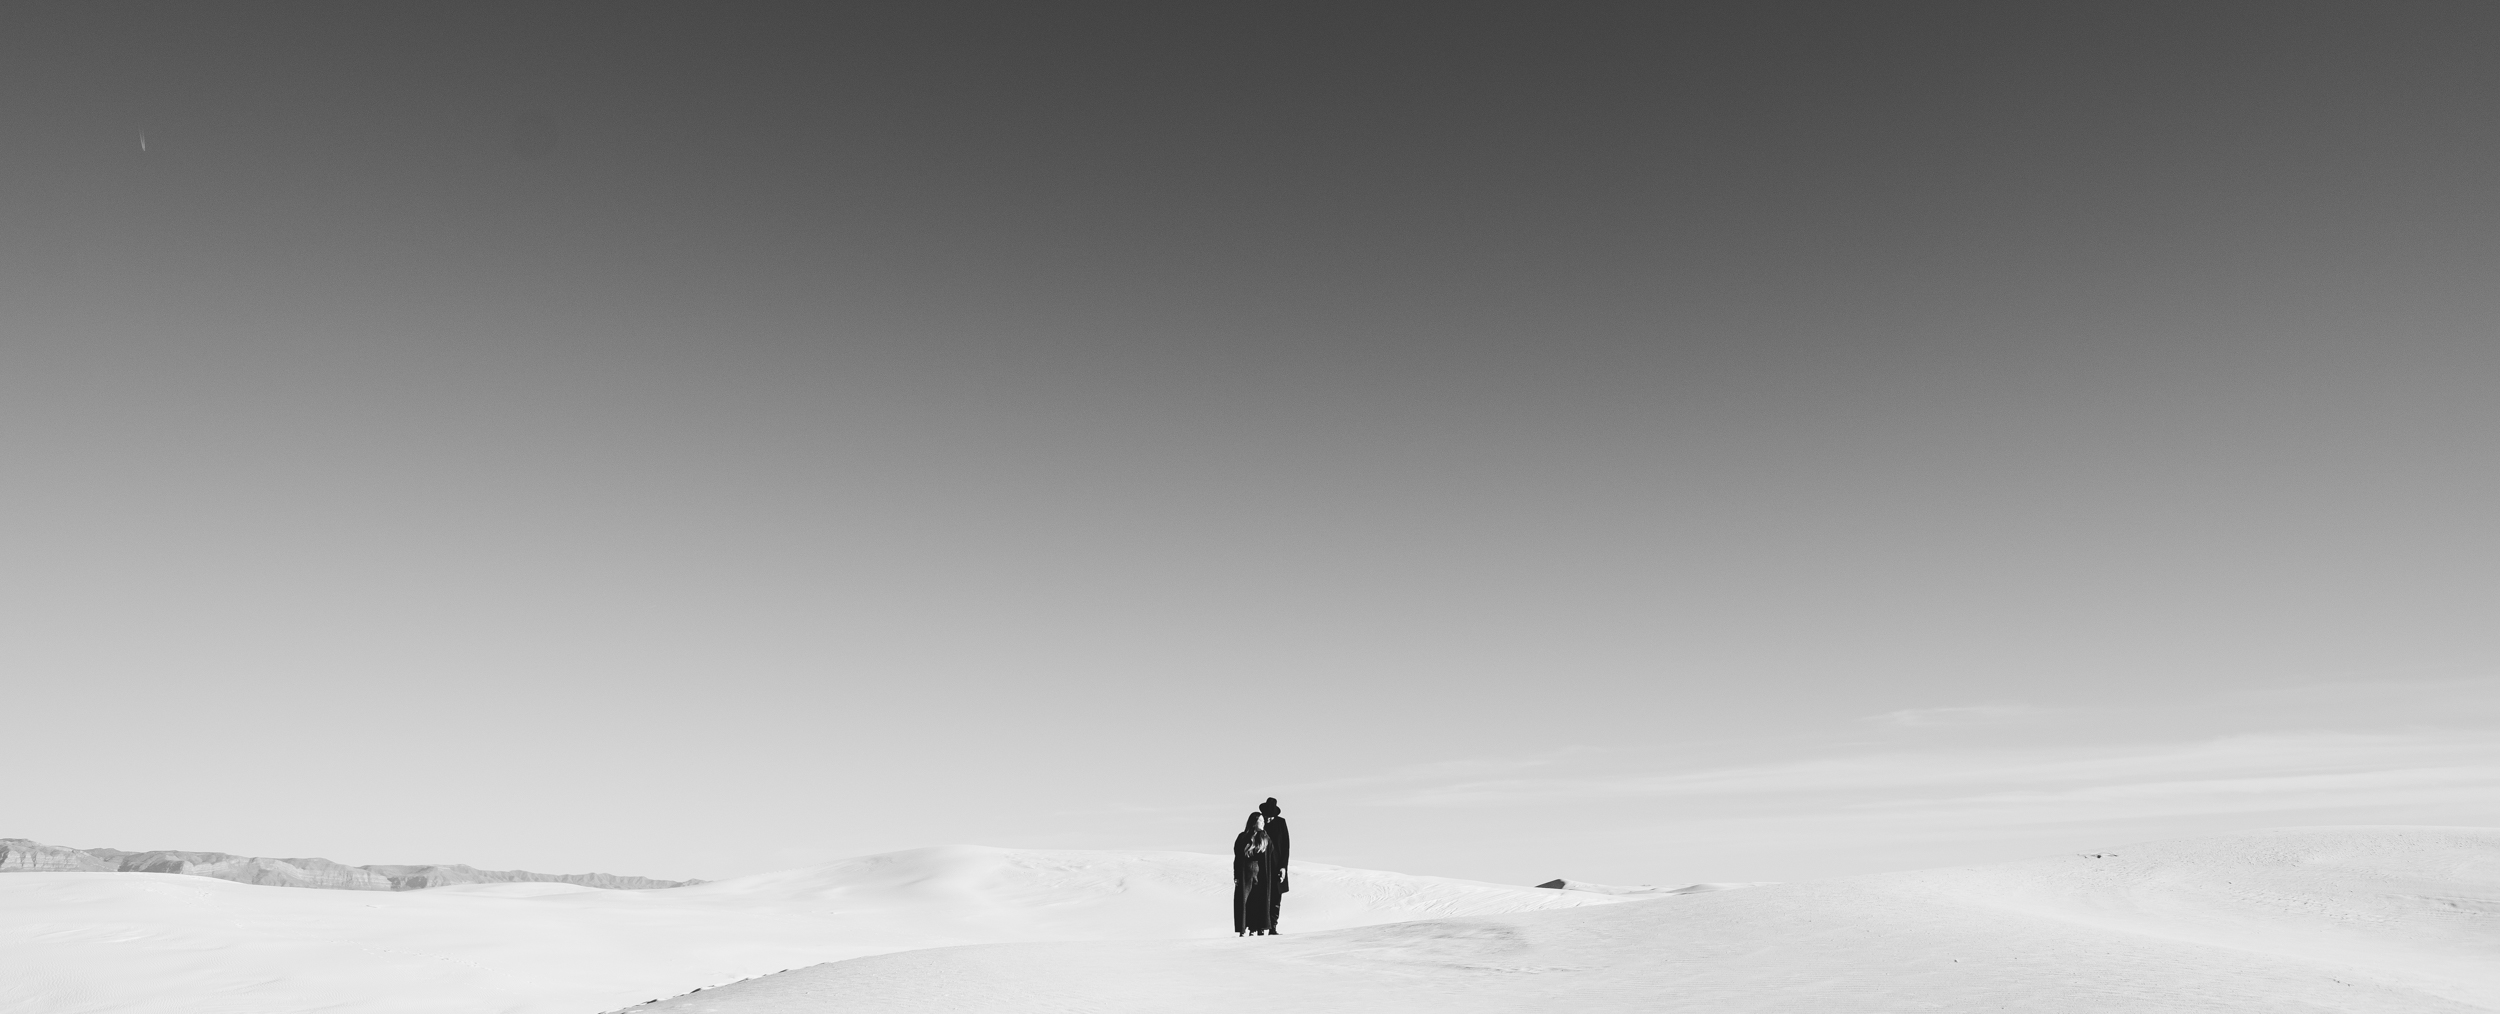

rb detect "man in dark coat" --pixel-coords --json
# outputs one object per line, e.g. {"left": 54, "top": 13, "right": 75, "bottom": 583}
{"left": 1259, "top": 797, "right": 1290, "bottom": 932}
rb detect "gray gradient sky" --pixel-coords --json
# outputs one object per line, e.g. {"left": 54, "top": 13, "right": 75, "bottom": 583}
{"left": 4, "top": 3, "right": 2496, "bottom": 887}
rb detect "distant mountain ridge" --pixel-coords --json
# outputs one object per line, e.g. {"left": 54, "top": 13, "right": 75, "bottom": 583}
{"left": 0, "top": 838, "right": 696, "bottom": 891}
{"left": 1533, "top": 878, "right": 1772, "bottom": 895}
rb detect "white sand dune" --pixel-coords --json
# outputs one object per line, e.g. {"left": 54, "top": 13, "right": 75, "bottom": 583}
{"left": 0, "top": 845, "right": 1618, "bottom": 1014}
{"left": 638, "top": 827, "right": 2500, "bottom": 1014}
{"left": 5, "top": 827, "right": 2490, "bottom": 1013}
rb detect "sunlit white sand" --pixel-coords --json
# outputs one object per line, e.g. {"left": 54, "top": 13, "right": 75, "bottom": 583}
{"left": 642, "top": 827, "right": 2500, "bottom": 1014}
{"left": 4, "top": 828, "right": 2493, "bottom": 1013}
{"left": 0, "top": 845, "right": 1618, "bottom": 1014}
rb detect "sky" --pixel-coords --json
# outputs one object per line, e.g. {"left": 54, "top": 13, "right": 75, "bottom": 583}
{"left": 3, "top": 3, "right": 2495, "bottom": 888}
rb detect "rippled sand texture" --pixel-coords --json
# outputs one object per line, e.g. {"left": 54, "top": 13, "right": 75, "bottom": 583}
{"left": 638, "top": 827, "right": 2500, "bottom": 1014}
{"left": 0, "top": 845, "right": 1620, "bottom": 1014}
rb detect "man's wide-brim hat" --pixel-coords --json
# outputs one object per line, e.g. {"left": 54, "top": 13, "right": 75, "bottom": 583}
{"left": 1260, "top": 797, "right": 1280, "bottom": 816}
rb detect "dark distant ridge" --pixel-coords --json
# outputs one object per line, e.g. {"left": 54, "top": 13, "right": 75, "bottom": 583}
{"left": 0, "top": 838, "right": 698, "bottom": 891}
{"left": 1532, "top": 877, "right": 1772, "bottom": 895}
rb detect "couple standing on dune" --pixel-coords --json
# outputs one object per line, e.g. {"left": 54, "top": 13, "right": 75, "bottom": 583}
{"left": 1232, "top": 797, "right": 1290, "bottom": 936}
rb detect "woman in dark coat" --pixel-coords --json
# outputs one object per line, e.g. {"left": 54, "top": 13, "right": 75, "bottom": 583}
{"left": 1232, "top": 813, "right": 1273, "bottom": 935}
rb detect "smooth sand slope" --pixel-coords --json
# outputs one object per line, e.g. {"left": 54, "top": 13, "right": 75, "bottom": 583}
{"left": 637, "top": 827, "right": 2500, "bottom": 1014}
{"left": 0, "top": 846, "right": 1618, "bottom": 1014}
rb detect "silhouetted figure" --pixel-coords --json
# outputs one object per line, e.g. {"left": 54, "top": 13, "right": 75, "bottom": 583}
{"left": 1231, "top": 813, "right": 1255, "bottom": 935}
{"left": 1233, "top": 812, "right": 1276, "bottom": 935}
{"left": 1260, "top": 797, "right": 1290, "bottom": 932}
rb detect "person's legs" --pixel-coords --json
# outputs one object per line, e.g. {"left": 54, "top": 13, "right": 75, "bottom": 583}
{"left": 1236, "top": 870, "right": 1259, "bottom": 935}
{"left": 1245, "top": 869, "right": 1272, "bottom": 934}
